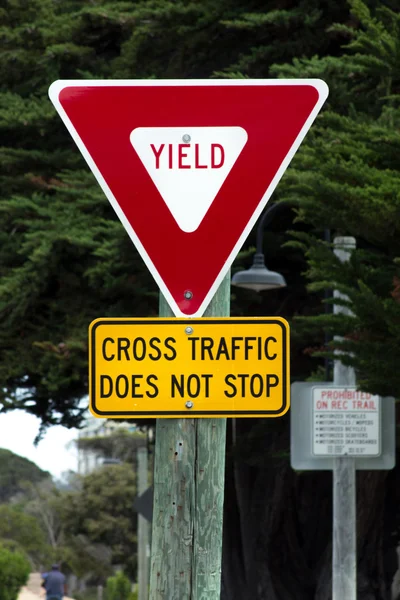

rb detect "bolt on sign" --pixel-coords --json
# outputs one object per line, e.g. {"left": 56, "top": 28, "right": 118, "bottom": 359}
{"left": 89, "top": 317, "right": 290, "bottom": 418}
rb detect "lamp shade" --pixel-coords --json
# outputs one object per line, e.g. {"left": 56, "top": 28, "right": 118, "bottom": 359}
{"left": 231, "top": 253, "right": 286, "bottom": 292}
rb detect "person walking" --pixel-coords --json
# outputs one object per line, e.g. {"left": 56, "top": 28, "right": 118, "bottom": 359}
{"left": 42, "top": 565, "right": 67, "bottom": 600}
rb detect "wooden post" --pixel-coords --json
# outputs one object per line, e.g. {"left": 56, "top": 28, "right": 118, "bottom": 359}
{"left": 332, "top": 236, "right": 357, "bottom": 600}
{"left": 149, "top": 274, "right": 230, "bottom": 600}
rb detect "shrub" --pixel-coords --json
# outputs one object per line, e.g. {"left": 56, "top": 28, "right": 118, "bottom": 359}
{"left": 0, "top": 545, "right": 30, "bottom": 600}
{"left": 105, "top": 571, "right": 131, "bottom": 600}
{"left": 73, "top": 588, "right": 98, "bottom": 600}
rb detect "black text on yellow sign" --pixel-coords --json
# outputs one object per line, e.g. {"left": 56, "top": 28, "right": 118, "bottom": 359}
{"left": 89, "top": 317, "right": 290, "bottom": 418}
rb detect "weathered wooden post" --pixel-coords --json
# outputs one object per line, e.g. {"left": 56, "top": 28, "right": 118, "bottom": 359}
{"left": 149, "top": 274, "right": 230, "bottom": 600}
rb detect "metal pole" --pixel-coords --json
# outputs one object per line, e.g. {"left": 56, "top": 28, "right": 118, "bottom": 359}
{"left": 138, "top": 446, "right": 149, "bottom": 600}
{"left": 332, "top": 236, "right": 356, "bottom": 600}
{"left": 255, "top": 202, "right": 289, "bottom": 253}
{"left": 324, "top": 229, "right": 331, "bottom": 381}
{"left": 149, "top": 274, "right": 229, "bottom": 600}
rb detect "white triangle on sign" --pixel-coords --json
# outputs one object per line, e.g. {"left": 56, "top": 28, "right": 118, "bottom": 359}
{"left": 130, "top": 127, "right": 248, "bottom": 232}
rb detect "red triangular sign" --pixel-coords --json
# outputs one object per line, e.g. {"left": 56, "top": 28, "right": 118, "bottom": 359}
{"left": 49, "top": 80, "right": 328, "bottom": 316}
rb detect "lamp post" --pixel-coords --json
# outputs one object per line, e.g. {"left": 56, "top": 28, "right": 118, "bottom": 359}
{"left": 231, "top": 203, "right": 287, "bottom": 291}
{"left": 230, "top": 202, "right": 288, "bottom": 541}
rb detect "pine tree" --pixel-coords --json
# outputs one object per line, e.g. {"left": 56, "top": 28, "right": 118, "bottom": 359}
{"left": 269, "top": 0, "right": 400, "bottom": 396}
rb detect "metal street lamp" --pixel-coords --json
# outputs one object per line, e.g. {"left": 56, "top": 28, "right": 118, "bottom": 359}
{"left": 231, "top": 203, "right": 287, "bottom": 291}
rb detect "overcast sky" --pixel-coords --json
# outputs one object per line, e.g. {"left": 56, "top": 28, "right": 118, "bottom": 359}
{"left": 0, "top": 409, "right": 79, "bottom": 479}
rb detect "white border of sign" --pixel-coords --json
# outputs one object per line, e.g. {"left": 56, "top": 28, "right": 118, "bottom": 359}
{"left": 49, "top": 79, "right": 328, "bottom": 317}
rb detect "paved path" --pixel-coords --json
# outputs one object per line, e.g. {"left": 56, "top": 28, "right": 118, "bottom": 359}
{"left": 18, "top": 573, "right": 75, "bottom": 600}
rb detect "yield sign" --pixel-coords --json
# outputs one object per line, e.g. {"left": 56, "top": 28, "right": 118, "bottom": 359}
{"left": 49, "top": 80, "right": 328, "bottom": 317}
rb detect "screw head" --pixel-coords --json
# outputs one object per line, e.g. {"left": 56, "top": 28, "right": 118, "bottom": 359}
{"left": 185, "top": 326, "right": 193, "bottom": 335}
{"left": 185, "top": 401, "right": 194, "bottom": 409}
{"left": 182, "top": 134, "right": 191, "bottom": 143}
{"left": 184, "top": 290, "right": 193, "bottom": 300}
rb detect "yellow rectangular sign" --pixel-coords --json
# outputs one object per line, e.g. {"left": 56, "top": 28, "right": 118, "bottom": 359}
{"left": 89, "top": 317, "right": 290, "bottom": 418}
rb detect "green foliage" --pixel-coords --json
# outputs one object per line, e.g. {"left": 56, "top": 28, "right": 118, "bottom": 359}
{"left": 17, "top": 464, "right": 138, "bottom": 580}
{"left": 73, "top": 589, "right": 98, "bottom": 600}
{"left": 0, "top": 505, "right": 51, "bottom": 568}
{"left": 0, "top": 0, "right": 161, "bottom": 429}
{"left": 22, "top": 480, "right": 67, "bottom": 561}
{"left": 61, "top": 464, "right": 137, "bottom": 578}
{"left": 74, "top": 587, "right": 139, "bottom": 600}
{"left": 22, "top": 478, "right": 112, "bottom": 577}
{"left": 105, "top": 571, "right": 131, "bottom": 600}
{"left": 0, "top": 546, "right": 30, "bottom": 600}
{"left": 0, "top": 448, "right": 50, "bottom": 503}
{"left": 219, "top": 0, "right": 349, "bottom": 77}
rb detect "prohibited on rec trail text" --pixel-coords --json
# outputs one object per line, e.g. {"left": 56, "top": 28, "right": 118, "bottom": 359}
{"left": 89, "top": 317, "right": 290, "bottom": 418}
